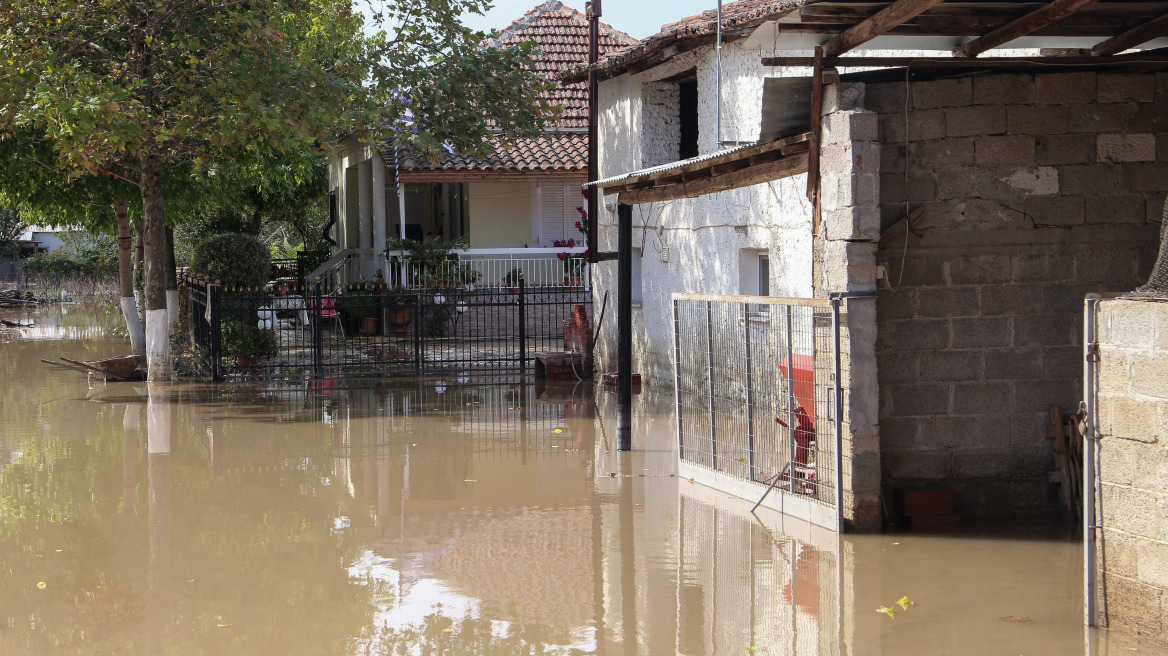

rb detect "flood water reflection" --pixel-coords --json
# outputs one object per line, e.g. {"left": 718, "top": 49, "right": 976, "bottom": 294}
{"left": 2, "top": 307, "right": 1165, "bottom": 654}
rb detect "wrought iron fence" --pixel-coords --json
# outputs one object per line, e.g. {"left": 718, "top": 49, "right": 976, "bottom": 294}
{"left": 673, "top": 293, "right": 841, "bottom": 530}
{"left": 183, "top": 275, "right": 591, "bottom": 382}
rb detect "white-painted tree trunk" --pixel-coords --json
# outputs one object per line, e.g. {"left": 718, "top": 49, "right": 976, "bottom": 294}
{"left": 122, "top": 296, "right": 146, "bottom": 355}
{"left": 166, "top": 290, "right": 179, "bottom": 333}
{"left": 146, "top": 308, "right": 170, "bottom": 381}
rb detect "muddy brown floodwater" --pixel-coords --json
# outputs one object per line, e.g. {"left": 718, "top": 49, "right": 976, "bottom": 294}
{"left": 1, "top": 304, "right": 1165, "bottom": 655}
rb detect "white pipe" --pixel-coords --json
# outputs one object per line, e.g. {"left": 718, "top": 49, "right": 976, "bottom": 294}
{"left": 716, "top": 0, "right": 723, "bottom": 145}
{"left": 1083, "top": 293, "right": 1100, "bottom": 627}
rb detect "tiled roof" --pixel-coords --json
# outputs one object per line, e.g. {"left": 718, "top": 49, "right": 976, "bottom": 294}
{"left": 562, "top": 0, "right": 801, "bottom": 83}
{"left": 387, "top": 131, "right": 587, "bottom": 175}
{"left": 394, "top": 1, "right": 636, "bottom": 175}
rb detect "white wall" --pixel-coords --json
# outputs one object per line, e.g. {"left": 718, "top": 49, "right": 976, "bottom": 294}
{"left": 593, "top": 40, "right": 816, "bottom": 383}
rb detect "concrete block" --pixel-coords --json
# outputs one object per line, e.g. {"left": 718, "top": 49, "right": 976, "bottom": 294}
{"left": 877, "top": 317, "right": 949, "bottom": 351}
{"left": 1010, "top": 411, "right": 1050, "bottom": 447}
{"left": 1109, "top": 484, "right": 1161, "bottom": 538}
{"left": 1137, "top": 541, "right": 1168, "bottom": 589}
{"left": 951, "top": 381, "right": 1013, "bottom": 415}
{"left": 981, "top": 284, "right": 1043, "bottom": 315}
{"left": 1036, "top": 72, "right": 1097, "bottom": 104}
{"left": 950, "top": 317, "right": 1011, "bottom": 349}
{"left": 949, "top": 254, "right": 1012, "bottom": 286}
{"left": 1131, "top": 352, "right": 1168, "bottom": 397}
{"left": 917, "top": 414, "right": 1012, "bottom": 449}
{"left": 1012, "top": 251, "right": 1075, "bottom": 283}
{"left": 1108, "top": 396, "right": 1160, "bottom": 443}
{"left": 1043, "top": 345, "right": 1084, "bottom": 380}
{"left": 1098, "top": 74, "right": 1155, "bottom": 103}
{"left": 1147, "top": 193, "right": 1167, "bottom": 225}
{"left": 1012, "top": 378, "right": 1079, "bottom": 414}
{"left": 1037, "top": 134, "right": 1095, "bottom": 165}
{"left": 1161, "top": 134, "right": 1168, "bottom": 163}
{"left": 879, "top": 417, "right": 921, "bottom": 451}
{"left": 950, "top": 447, "right": 1017, "bottom": 478}
{"left": 919, "top": 349, "right": 983, "bottom": 381}
{"left": 973, "top": 73, "right": 1035, "bottom": 105}
{"left": 963, "top": 198, "right": 1032, "bottom": 228}
{"left": 1104, "top": 573, "right": 1165, "bottom": 637}
{"left": 916, "top": 286, "right": 979, "bottom": 319}
{"left": 1098, "top": 133, "right": 1157, "bottom": 163}
{"left": 1159, "top": 71, "right": 1168, "bottom": 104}
{"left": 876, "top": 350, "right": 919, "bottom": 383}
{"left": 1100, "top": 527, "right": 1139, "bottom": 577}
{"left": 1001, "top": 167, "right": 1059, "bottom": 196}
{"left": 1024, "top": 195, "right": 1085, "bottom": 227}
{"left": 884, "top": 448, "right": 952, "bottom": 481}
{"left": 881, "top": 141, "right": 906, "bottom": 173}
{"left": 895, "top": 255, "right": 947, "bottom": 287}
{"left": 911, "top": 137, "right": 974, "bottom": 168}
{"left": 849, "top": 110, "right": 879, "bottom": 142}
{"left": 1068, "top": 103, "right": 1135, "bottom": 133}
{"left": 974, "top": 135, "right": 1036, "bottom": 166}
{"left": 1014, "top": 314, "right": 1074, "bottom": 347}
{"left": 1061, "top": 164, "right": 1120, "bottom": 196}
{"left": 876, "top": 288, "right": 916, "bottom": 321}
{"left": 1128, "top": 103, "right": 1168, "bottom": 133}
{"left": 984, "top": 347, "right": 1043, "bottom": 380}
{"left": 946, "top": 105, "right": 1006, "bottom": 138}
{"left": 1074, "top": 248, "right": 1139, "bottom": 285}
{"left": 865, "top": 83, "right": 906, "bottom": 114}
{"left": 934, "top": 167, "right": 1014, "bottom": 201}
{"left": 1098, "top": 350, "right": 1132, "bottom": 396}
{"left": 1100, "top": 444, "right": 1138, "bottom": 486}
{"left": 1007, "top": 105, "right": 1068, "bottom": 135}
{"left": 913, "top": 77, "right": 972, "bottom": 110}
{"left": 821, "top": 82, "right": 866, "bottom": 113}
{"left": 889, "top": 383, "right": 950, "bottom": 416}
{"left": 1086, "top": 194, "right": 1148, "bottom": 225}
{"left": 881, "top": 109, "right": 947, "bottom": 142}
{"left": 1104, "top": 299, "right": 1159, "bottom": 350}
{"left": 1120, "top": 163, "right": 1168, "bottom": 192}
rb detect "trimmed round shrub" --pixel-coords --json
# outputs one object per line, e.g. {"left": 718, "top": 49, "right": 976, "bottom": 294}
{"left": 190, "top": 232, "right": 270, "bottom": 288}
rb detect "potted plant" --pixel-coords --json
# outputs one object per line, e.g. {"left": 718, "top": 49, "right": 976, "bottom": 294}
{"left": 503, "top": 267, "right": 523, "bottom": 292}
{"left": 221, "top": 316, "right": 278, "bottom": 371}
{"left": 384, "top": 285, "right": 414, "bottom": 336}
{"left": 341, "top": 285, "right": 381, "bottom": 336}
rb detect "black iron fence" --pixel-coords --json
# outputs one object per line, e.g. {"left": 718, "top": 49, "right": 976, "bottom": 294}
{"left": 184, "top": 275, "right": 591, "bottom": 382}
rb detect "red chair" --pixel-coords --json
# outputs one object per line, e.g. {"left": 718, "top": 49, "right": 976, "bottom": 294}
{"left": 309, "top": 295, "right": 345, "bottom": 338}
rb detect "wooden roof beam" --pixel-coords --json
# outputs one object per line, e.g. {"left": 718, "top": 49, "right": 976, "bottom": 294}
{"left": 954, "top": 0, "right": 1102, "bottom": 58}
{"left": 1092, "top": 11, "right": 1168, "bottom": 56}
{"left": 617, "top": 153, "right": 809, "bottom": 205}
{"left": 820, "top": 0, "right": 948, "bottom": 57}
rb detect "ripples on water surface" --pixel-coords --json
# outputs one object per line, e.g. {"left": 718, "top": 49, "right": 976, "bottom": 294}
{"left": 0, "top": 303, "right": 1163, "bottom": 654}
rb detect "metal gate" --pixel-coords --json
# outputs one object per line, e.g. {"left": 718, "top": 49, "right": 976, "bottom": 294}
{"left": 672, "top": 293, "right": 842, "bottom": 530}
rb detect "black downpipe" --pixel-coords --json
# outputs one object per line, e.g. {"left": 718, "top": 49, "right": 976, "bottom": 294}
{"left": 618, "top": 203, "right": 632, "bottom": 450}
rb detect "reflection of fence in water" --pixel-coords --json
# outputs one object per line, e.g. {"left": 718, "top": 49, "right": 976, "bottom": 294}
{"left": 673, "top": 295, "right": 838, "bottom": 513}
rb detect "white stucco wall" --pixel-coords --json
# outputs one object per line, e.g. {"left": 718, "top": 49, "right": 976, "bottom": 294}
{"left": 593, "top": 40, "right": 816, "bottom": 383}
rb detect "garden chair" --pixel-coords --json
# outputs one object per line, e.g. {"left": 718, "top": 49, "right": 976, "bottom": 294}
{"left": 308, "top": 295, "right": 344, "bottom": 338}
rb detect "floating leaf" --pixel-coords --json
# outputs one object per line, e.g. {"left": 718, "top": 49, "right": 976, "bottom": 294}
{"left": 876, "top": 606, "right": 895, "bottom": 619}
{"left": 737, "top": 457, "right": 746, "bottom": 463}
{"left": 897, "top": 596, "right": 914, "bottom": 610}
{"left": 442, "top": 628, "right": 454, "bottom": 633}
{"left": 1000, "top": 615, "right": 1030, "bottom": 622}
{"left": 747, "top": 647, "right": 760, "bottom": 652}
{"left": 463, "top": 479, "right": 477, "bottom": 483}
{"left": 553, "top": 428, "right": 563, "bottom": 434}
{"left": 36, "top": 581, "right": 46, "bottom": 590}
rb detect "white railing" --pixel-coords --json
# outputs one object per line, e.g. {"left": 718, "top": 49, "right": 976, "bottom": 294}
{"left": 386, "top": 247, "right": 589, "bottom": 290}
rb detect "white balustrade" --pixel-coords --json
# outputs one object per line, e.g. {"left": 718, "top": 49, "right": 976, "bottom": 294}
{"left": 385, "top": 247, "right": 589, "bottom": 290}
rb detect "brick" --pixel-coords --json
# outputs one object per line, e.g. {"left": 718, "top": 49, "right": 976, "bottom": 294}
{"left": 1012, "top": 378, "right": 1078, "bottom": 413}
{"left": 1007, "top": 105, "right": 1067, "bottom": 135}
{"left": 1043, "top": 345, "right": 1084, "bottom": 380}
{"left": 865, "top": 83, "right": 907, "bottom": 114}
{"left": 916, "top": 287, "right": 979, "bottom": 318}
{"left": 911, "top": 137, "right": 974, "bottom": 167}
{"left": 919, "top": 349, "right": 983, "bottom": 381}
{"left": 1014, "top": 314, "right": 1074, "bottom": 347}
{"left": 951, "top": 317, "right": 1011, "bottom": 349}
{"left": 1061, "top": 164, "right": 1120, "bottom": 196}
{"left": 913, "top": 77, "right": 972, "bottom": 110}
{"left": 981, "top": 284, "right": 1043, "bottom": 315}
{"left": 1068, "top": 103, "right": 1135, "bottom": 133}
{"left": 951, "top": 381, "right": 1012, "bottom": 415}
{"left": 1098, "top": 133, "right": 1157, "bottom": 163}
{"left": 1097, "top": 74, "right": 1155, "bottom": 103}
{"left": 974, "top": 135, "right": 1036, "bottom": 166}
{"left": 946, "top": 105, "right": 1006, "bottom": 138}
{"left": 1120, "top": 163, "right": 1168, "bottom": 192}
{"left": 1012, "top": 251, "right": 1075, "bottom": 284}
{"left": 1037, "top": 134, "right": 1095, "bottom": 165}
{"left": 876, "top": 350, "right": 919, "bottom": 383}
{"left": 878, "top": 318, "right": 949, "bottom": 351}
{"left": 973, "top": 74, "right": 1035, "bottom": 105}
{"left": 888, "top": 383, "right": 950, "bottom": 416}
{"left": 1036, "top": 72, "right": 1097, "bottom": 104}
{"left": 1024, "top": 195, "right": 1085, "bottom": 227}
{"left": 985, "top": 347, "right": 1043, "bottom": 380}
{"left": 1085, "top": 194, "right": 1147, "bottom": 225}
{"left": 950, "top": 254, "right": 1012, "bottom": 286}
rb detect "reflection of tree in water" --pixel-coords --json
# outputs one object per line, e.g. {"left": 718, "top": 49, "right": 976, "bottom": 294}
{"left": 359, "top": 611, "right": 590, "bottom": 656}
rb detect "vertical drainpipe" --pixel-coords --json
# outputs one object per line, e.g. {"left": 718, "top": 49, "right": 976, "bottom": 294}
{"left": 586, "top": 1, "right": 601, "bottom": 270}
{"left": 716, "top": 0, "right": 723, "bottom": 145}
{"left": 618, "top": 203, "right": 633, "bottom": 450}
{"left": 1083, "top": 294, "right": 1100, "bottom": 628}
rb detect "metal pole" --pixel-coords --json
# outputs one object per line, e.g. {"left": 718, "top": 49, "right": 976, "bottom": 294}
{"left": 785, "top": 305, "right": 796, "bottom": 485}
{"left": 744, "top": 302, "right": 755, "bottom": 477}
{"left": 716, "top": 0, "right": 723, "bottom": 145}
{"left": 674, "top": 298, "right": 684, "bottom": 460}
{"left": 831, "top": 297, "right": 844, "bottom": 533}
{"left": 1084, "top": 294, "right": 1100, "bottom": 627}
{"left": 209, "top": 283, "right": 221, "bottom": 381}
{"left": 707, "top": 300, "right": 718, "bottom": 466}
{"left": 518, "top": 276, "right": 527, "bottom": 376}
{"left": 586, "top": 1, "right": 601, "bottom": 268}
{"left": 617, "top": 203, "right": 632, "bottom": 450}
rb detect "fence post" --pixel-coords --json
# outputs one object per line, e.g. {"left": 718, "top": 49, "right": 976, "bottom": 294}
{"left": 413, "top": 290, "right": 422, "bottom": 377}
{"left": 786, "top": 305, "right": 797, "bottom": 484}
{"left": 518, "top": 276, "right": 527, "bottom": 376}
{"left": 830, "top": 296, "right": 844, "bottom": 533}
{"left": 312, "top": 283, "right": 323, "bottom": 377}
{"left": 706, "top": 300, "right": 717, "bottom": 467}
{"left": 673, "top": 298, "right": 684, "bottom": 460}
{"left": 209, "top": 282, "right": 221, "bottom": 381}
{"left": 743, "top": 302, "right": 755, "bottom": 478}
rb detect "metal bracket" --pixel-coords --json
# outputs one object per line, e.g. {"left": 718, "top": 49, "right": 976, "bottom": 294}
{"left": 1086, "top": 341, "right": 1100, "bottom": 363}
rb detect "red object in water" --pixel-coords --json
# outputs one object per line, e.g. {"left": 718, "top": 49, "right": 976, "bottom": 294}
{"left": 775, "top": 407, "right": 815, "bottom": 465}
{"left": 776, "top": 354, "right": 816, "bottom": 465}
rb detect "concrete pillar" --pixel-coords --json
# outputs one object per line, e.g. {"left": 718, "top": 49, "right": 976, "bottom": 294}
{"left": 358, "top": 159, "right": 373, "bottom": 280}
{"left": 372, "top": 154, "right": 387, "bottom": 281}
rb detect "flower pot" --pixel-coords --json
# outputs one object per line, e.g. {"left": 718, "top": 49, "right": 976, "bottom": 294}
{"left": 564, "top": 275, "right": 582, "bottom": 290}
{"left": 388, "top": 306, "right": 412, "bottom": 336}
{"left": 360, "top": 316, "right": 379, "bottom": 336}
{"left": 234, "top": 354, "right": 262, "bottom": 375}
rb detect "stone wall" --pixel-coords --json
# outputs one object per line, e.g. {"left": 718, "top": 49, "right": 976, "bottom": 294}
{"left": 1096, "top": 296, "right": 1168, "bottom": 645}
{"left": 869, "top": 71, "right": 1162, "bottom": 518}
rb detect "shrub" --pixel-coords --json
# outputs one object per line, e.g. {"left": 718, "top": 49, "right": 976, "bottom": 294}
{"left": 190, "top": 233, "right": 270, "bottom": 289}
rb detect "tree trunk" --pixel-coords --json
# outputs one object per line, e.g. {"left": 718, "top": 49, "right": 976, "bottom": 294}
{"left": 141, "top": 155, "right": 171, "bottom": 380}
{"left": 1137, "top": 197, "right": 1168, "bottom": 296}
{"left": 134, "top": 223, "right": 145, "bottom": 328}
{"left": 165, "top": 225, "right": 179, "bottom": 333}
{"left": 115, "top": 201, "right": 146, "bottom": 355}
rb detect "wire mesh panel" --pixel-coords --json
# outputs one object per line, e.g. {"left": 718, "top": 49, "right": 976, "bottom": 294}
{"left": 673, "top": 293, "right": 839, "bottom": 529}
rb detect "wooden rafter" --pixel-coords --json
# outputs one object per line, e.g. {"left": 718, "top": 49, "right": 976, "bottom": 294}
{"left": 1092, "top": 11, "right": 1168, "bottom": 56}
{"left": 954, "top": 0, "right": 1103, "bottom": 58}
{"left": 616, "top": 153, "right": 809, "bottom": 205}
{"left": 820, "top": 0, "right": 947, "bottom": 56}
{"left": 761, "top": 51, "right": 1168, "bottom": 68}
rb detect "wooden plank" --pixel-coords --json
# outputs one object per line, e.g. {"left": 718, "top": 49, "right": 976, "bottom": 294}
{"left": 761, "top": 52, "right": 1168, "bottom": 67}
{"left": 616, "top": 152, "right": 809, "bottom": 205}
{"left": 954, "top": 0, "right": 1103, "bottom": 58}
{"left": 821, "top": 0, "right": 948, "bottom": 56}
{"left": 1092, "top": 11, "right": 1168, "bottom": 56}
{"left": 808, "top": 46, "right": 824, "bottom": 226}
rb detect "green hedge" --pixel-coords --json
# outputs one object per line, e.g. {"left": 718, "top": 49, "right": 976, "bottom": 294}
{"left": 190, "top": 233, "right": 271, "bottom": 289}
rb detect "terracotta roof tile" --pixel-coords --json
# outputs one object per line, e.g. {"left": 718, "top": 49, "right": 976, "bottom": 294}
{"left": 388, "top": 131, "right": 588, "bottom": 174}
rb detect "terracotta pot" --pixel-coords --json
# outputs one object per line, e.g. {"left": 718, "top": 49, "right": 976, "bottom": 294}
{"left": 360, "top": 316, "right": 379, "bottom": 336}
{"left": 564, "top": 275, "right": 582, "bottom": 289}
{"left": 388, "top": 307, "right": 412, "bottom": 336}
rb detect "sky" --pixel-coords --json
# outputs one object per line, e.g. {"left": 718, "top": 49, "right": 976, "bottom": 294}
{"left": 461, "top": 0, "right": 719, "bottom": 39}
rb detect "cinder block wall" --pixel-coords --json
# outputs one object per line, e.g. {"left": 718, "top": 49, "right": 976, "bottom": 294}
{"left": 1096, "top": 297, "right": 1168, "bottom": 645}
{"left": 868, "top": 71, "right": 1162, "bottom": 518}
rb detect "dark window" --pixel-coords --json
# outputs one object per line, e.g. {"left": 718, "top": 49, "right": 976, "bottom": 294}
{"left": 679, "top": 80, "right": 699, "bottom": 160}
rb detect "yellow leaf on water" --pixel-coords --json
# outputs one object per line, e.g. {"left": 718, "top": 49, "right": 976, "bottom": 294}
{"left": 463, "top": 479, "right": 477, "bottom": 483}
{"left": 36, "top": 581, "right": 46, "bottom": 590}
{"left": 554, "top": 428, "right": 563, "bottom": 433}
{"left": 442, "top": 628, "right": 454, "bottom": 633}
{"left": 897, "top": 596, "right": 914, "bottom": 610}
{"left": 737, "top": 457, "right": 746, "bottom": 463}
{"left": 876, "top": 606, "right": 895, "bottom": 619}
